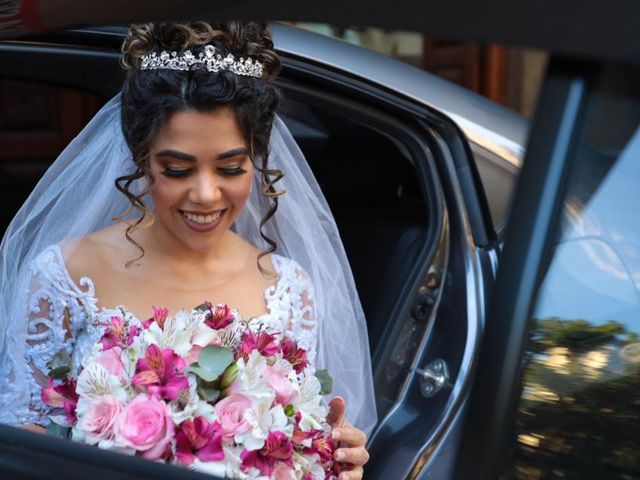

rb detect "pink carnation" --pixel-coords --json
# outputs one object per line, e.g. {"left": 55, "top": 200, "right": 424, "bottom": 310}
{"left": 114, "top": 394, "right": 174, "bottom": 460}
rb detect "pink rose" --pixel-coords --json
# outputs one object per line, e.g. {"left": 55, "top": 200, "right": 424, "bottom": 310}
{"left": 95, "top": 347, "right": 127, "bottom": 382}
{"left": 215, "top": 393, "right": 252, "bottom": 439}
{"left": 264, "top": 367, "right": 297, "bottom": 405}
{"left": 79, "top": 395, "right": 122, "bottom": 445}
{"left": 114, "top": 394, "right": 174, "bottom": 460}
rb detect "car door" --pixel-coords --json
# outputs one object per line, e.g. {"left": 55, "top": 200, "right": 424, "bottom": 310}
{"left": 453, "top": 60, "right": 640, "bottom": 479}
{"left": 0, "top": 22, "right": 501, "bottom": 479}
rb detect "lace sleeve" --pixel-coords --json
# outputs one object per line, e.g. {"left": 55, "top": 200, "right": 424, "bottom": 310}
{"left": 269, "top": 256, "right": 318, "bottom": 368}
{"left": 11, "top": 246, "right": 89, "bottom": 426}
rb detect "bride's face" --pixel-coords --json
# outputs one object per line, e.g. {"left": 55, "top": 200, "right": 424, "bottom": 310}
{"left": 147, "top": 107, "right": 254, "bottom": 252}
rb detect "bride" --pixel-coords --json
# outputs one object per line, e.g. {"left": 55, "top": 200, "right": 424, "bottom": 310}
{"left": 0, "top": 21, "right": 375, "bottom": 479}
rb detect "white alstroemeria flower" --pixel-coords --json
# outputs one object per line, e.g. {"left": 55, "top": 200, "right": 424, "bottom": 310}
{"left": 76, "top": 362, "right": 127, "bottom": 402}
{"left": 220, "top": 445, "right": 247, "bottom": 478}
{"left": 234, "top": 351, "right": 271, "bottom": 398}
{"left": 168, "top": 376, "right": 216, "bottom": 424}
{"left": 292, "top": 451, "right": 324, "bottom": 480}
{"left": 145, "top": 310, "right": 219, "bottom": 357}
{"left": 234, "top": 397, "right": 289, "bottom": 452}
{"left": 271, "top": 356, "right": 295, "bottom": 377}
{"left": 291, "top": 374, "right": 328, "bottom": 427}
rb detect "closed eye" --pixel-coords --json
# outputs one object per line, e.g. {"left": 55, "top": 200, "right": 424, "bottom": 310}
{"left": 162, "top": 167, "right": 191, "bottom": 178}
{"left": 219, "top": 166, "right": 248, "bottom": 177}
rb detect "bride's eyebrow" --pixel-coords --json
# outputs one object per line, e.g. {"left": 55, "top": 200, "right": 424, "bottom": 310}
{"left": 217, "top": 147, "right": 249, "bottom": 160}
{"left": 155, "top": 149, "right": 196, "bottom": 161}
{"left": 154, "top": 147, "right": 248, "bottom": 161}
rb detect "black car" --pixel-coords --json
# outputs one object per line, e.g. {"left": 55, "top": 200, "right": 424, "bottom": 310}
{"left": 0, "top": 2, "right": 639, "bottom": 480}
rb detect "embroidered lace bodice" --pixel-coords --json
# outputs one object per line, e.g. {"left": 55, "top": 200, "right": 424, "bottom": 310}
{"left": 17, "top": 244, "right": 317, "bottom": 426}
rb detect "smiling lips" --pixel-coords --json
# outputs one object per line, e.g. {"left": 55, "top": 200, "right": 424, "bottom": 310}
{"left": 180, "top": 209, "right": 226, "bottom": 232}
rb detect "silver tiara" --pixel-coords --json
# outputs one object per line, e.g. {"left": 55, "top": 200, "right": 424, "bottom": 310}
{"left": 140, "top": 45, "right": 264, "bottom": 78}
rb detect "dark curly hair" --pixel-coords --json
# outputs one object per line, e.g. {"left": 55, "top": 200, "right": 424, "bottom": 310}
{"left": 117, "top": 21, "right": 283, "bottom": 272}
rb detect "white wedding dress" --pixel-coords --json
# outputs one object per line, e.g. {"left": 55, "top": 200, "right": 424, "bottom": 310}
{"left": 12, "top": 244, "right": 317, "bottom": 427}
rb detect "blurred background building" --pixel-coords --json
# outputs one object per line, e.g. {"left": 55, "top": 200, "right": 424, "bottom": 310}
{"left": 288, "top": 22, "right": 547, "bottom": 117}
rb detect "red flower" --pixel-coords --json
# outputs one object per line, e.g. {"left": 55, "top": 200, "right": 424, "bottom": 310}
{"left": 238, "top": 331, "right": 279, "bottom": 360}
{"left": 100, "top": 316, "right": 141, "bottom": 351}
{"left": 143, "top": 306, "right": 169, "bottom": 330}
{"left": 131, "top": 344, "right": 189, "bottom": 400}
{"left": 175, "top": 417, "right": 225, "bottom": 465}
{"left": 280, "top": 339, "right": 310, "bottom": 374}
{"left": 241, "top": 431, "right": 293, "bottom": 476}
{"left": 204, "top": 302, "right": 235, "bottom": 330}
{"left": 306, "top": 431, "right": 336, "bottom": 463}
{"left": 40, "top": 378, "right": 79, "bottom": 424}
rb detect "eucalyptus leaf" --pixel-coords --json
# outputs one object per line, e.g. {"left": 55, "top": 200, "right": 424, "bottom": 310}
{"left": 185, "top": 364, "right": 219, "bottom": 382}
{"left": 197, "top": 385, "right": 220, "bottom": 402}
{"left": 48, "top": 365, "right": 71, "bottom": 380}
{"left": 194, "top": 302, "right": 210, "bottom": 312}
{"left": 46, "top": 422, "right": 70, "bottom": 439}
{"left": 185, "top": 345, "right": 234, "bottom": 382}
{"left": 46, "top": 351, "right": 70, "bottom": 372}
{"left": 315, "top": 369, "right": 333, "bottom": 395}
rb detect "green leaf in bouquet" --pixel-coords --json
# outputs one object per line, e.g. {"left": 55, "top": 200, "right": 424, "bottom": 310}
{"left": 46, "top": 351, "right": 71, "bottom": 379}
{"left": 194, "top": 302, "right": 211, "bottom": 312}
{"left": 46, "top": 421, "right": 70, "bottom": 438}
{"left": 284, "top": 404, "right": 296, "bottom": 417}
{"left": 185, "top": 345, "right": 234, "bottom": 382}
{"left": 219, "top": 362, "right": 239, "bottom": 389}
{"left": 315, "top": 369, "right": 333, "bottom": 395}
{"left": 48, "top": 365, "right": 71, "bottom": 380}
{"left": 197, "top": 385, "right": 220, "bottom": 402}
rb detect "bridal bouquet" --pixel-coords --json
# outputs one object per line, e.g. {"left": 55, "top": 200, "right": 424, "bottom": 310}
{"left": 41, "top": 303, "right": 340, "bottom": 479}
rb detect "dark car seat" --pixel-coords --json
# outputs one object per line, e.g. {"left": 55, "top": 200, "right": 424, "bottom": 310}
{"left": 288, "top": 112, "right": 430, "bottom": 356}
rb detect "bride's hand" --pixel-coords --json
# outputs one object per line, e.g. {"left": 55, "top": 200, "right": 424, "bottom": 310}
{"left": 327, "top": 396, "right": 370, "bottom": 480}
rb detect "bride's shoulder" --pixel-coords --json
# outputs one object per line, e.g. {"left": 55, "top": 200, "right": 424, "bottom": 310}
{"left": 229, "top": 233, "right": 305, "bottom": 278}
{"left": 58, "top": 223, "right": 127, "bottom": 281}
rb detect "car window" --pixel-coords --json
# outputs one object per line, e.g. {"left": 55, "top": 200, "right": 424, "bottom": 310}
{"left": 504, "top": 64, "right": 640, "bottom": 479}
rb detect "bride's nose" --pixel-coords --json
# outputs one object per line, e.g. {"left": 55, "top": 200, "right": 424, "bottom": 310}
{"left": 188, "top": 170, "right": 222, "bottom": 205}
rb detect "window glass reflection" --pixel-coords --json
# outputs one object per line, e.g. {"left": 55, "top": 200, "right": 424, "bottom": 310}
{"left": 505, "top": 65, "right": 640, "bottom": 479}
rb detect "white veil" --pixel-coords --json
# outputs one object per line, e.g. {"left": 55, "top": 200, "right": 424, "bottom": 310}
{"left": 0, "top": 94, "right": 377, "bottom": 435}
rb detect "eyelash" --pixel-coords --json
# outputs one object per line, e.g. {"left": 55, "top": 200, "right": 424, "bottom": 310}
{"left": 161, "top": 167, "right": 248, "bottom": 178}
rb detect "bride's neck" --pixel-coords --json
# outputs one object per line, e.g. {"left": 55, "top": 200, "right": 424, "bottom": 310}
{"left": 134, "top": 221, "right": 237, "bottom": 269}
